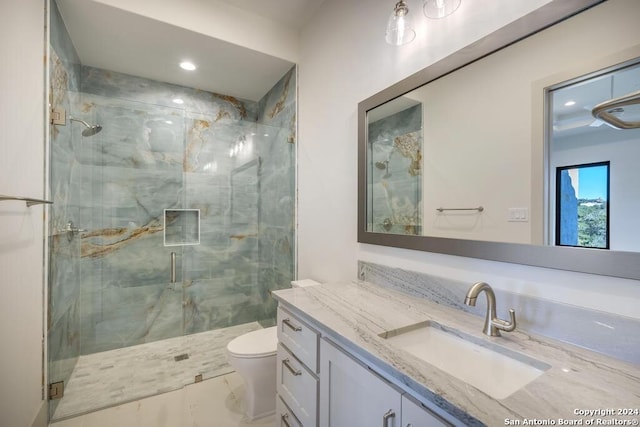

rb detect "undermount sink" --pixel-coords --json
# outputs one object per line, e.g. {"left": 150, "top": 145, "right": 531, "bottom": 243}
{"left": 379, "top": 321, "right": 550, "bottom": 400}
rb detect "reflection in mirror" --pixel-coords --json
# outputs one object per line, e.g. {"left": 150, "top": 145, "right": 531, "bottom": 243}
{"left": 358, "top": 0, "right": 640, "bottom": 279}
{"left": 548, "top": 59, "right": 640, "bottom": 251}
{"left": 367, "top": 97, "right": 423, "bottom": 235}
{"left": 554, "top": 162, "right": 609, "bottom": 249}
{"left": 363, "top": 1, "right": 640, "bottom": 246}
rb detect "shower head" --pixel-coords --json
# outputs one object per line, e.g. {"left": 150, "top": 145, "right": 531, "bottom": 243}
{"left": 82, "top": 124, "right": 103, "bottom": 137}
{"left": 70, "top": 117, "right": 103, "bottom": 137}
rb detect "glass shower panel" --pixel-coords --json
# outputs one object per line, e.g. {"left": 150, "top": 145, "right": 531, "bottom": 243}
{"left": 48, "top": 19, "right": 83, "bottom": 418}
{"left": 253, "top": 122, "right": 296, "bottom": 323}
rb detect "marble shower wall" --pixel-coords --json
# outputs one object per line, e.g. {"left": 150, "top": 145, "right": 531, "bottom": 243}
{"left": 48, "top": 3, "right": 296, "bottom": 358}
{"left": 65, "top": 65, "right": 296, "bottom": 355}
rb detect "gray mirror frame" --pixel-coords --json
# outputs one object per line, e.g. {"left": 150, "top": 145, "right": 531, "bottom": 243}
{"left": 358, "top": 0, "right": 640, "bottom": 281}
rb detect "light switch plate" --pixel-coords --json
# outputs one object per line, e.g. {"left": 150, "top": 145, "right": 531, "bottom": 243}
{"left": 508, "top": 208, "right": 529, "bottom": 222}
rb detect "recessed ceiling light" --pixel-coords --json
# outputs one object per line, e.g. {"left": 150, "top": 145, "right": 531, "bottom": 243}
{"left": 172, "top": 98, "right": 184, "bottom": 105}
{"left": 179, "top": 61, "right": 196, "bottom": 71}
{"left": 564, "top": 100, "right": 576, "bottom": 107}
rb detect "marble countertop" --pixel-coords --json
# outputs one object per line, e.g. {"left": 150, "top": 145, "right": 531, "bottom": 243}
{"left": 272, "top": 280, "right": 640, "bottom": 426}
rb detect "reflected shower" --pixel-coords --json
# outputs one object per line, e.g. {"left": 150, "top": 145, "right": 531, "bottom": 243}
{"left": 375, "top": 160, "right": 387, "bottom": 169}
{"left": 70, "top": 117, "right": 103, "bottom": 136}
{"left": 375, "top": 160, "right": 392, "bottom": 178}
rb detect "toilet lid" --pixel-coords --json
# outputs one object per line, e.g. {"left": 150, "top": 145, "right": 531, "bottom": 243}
{"left": 227, "top": 327, "right": 277, "bottom": 358}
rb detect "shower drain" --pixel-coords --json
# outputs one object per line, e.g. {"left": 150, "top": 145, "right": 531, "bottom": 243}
{"left": 174, "top": 353, "right": 189, "bottom": 362}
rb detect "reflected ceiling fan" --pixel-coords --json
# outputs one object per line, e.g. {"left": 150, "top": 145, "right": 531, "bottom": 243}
{"left": 588, "top": 74, "right": 640, "bottom": 130}
{"left": 591, "top": 89, "right": 640, "bottom": 129}
{"left": 585, "top": 105, "right": 613, "bottom": 128}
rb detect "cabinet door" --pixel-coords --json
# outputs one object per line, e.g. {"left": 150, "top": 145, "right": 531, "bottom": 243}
{"left": 401, "top": 395, "right": 451, "bottom": 427}
{"left": 320, "top": 339, "right": 401, "bottom": 427}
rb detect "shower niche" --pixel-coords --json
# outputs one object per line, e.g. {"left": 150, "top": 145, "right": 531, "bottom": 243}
{"left": 164, "top": 209, "right": 200, "bottom": 246}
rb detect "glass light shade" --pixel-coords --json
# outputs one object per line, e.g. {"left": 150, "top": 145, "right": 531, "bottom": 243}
{"left": 385, "top": 1, "right": 416, "bottom": 46}
{"left": 423, "top": 0, "right": 461, "bottom": 19}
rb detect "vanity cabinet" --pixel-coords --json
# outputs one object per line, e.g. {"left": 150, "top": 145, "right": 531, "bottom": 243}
{"left": 276, "top": 307, "right": 320, "bottom": 426}
{"left": 319, "top": 338, "right": 451, "bottom": 427}
{"left": 276, "top": 305, "right": 454, "bottom": 427}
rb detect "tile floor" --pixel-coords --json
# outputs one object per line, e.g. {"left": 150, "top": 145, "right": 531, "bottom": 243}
{"left": 51, "top": 322, "right": 265, "bottom": 423}
{"left": 49, "top": 371, "right": 276, "bottom": 427}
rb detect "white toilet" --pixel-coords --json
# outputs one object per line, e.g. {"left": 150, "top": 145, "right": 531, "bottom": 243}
{"left": 226, "top": 279, "right": 320, "bottom": 420}
{"left": 227, "top": 326, "right": 278, "bottom": 420}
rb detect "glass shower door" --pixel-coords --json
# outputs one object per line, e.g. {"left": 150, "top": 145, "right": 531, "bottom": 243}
{"left": 47, "top": 90, "right": 189, "bottom": 420}
{"left": 74, "top": 93, "right": 188, "bottom": 354}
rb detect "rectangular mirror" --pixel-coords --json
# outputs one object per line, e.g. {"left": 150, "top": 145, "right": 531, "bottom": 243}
{"left": 358, "top": 0, "right": 640, "bottom": 280}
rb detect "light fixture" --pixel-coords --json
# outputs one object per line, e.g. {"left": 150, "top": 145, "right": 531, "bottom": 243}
{"left": 564, "top": 100, "right": 576, "bottom": 107}
{"left": 423, "top": 0, "right": 461, "bottom": 19}
{"left": 179, "top": 61, "right": 196, "bottom": 71}
{"left": 385, "top": 0, "right": 416, "bottom": 46}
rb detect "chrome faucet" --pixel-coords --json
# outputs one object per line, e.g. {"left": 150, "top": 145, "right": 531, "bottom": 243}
{"left": 464, "top": 282, "right": 516, "bottom": 337}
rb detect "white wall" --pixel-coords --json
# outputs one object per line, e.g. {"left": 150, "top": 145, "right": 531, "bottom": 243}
{"left": 297, "top": 0, "right": 640, "bottom": 319}
{"left": 0, "top": 1, "right": 48, "bottom": 426}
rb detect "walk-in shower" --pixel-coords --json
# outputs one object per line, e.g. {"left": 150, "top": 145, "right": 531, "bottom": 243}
{"left": 47, "top": 0, "right": 296, "bottom": 421}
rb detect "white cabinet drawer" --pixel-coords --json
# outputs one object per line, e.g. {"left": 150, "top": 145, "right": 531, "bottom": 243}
{"left": 277, "top": 343, "right": 318, "bottom": 427}
{"left": 276, "top": 395, "right": 303, "bottom": 427}
{"left": 277, "top": 307, "right": 319, "bottom": 372}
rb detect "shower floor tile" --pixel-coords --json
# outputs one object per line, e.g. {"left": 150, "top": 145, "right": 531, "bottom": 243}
{"left": 51, "top": 322, "right": 263, "bottom": 422}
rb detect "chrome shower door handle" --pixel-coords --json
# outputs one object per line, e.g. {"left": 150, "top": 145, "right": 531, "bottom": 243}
{"left": 382, "top": 409, "right": 396, "bottom": 427}
{"left": 170, "top": 252, "right": 176, "bottom": 283}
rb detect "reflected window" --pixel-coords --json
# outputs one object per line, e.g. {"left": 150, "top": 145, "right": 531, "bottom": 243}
{"left": 555, "top": 162, "right": 609, "bottom": 249}
{"left": 547, "top": 58, "right": 640, "bottom": 252}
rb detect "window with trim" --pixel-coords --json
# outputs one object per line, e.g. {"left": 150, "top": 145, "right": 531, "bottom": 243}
{"left": 555, "top": 162, "right": 610, "bottom": 249}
